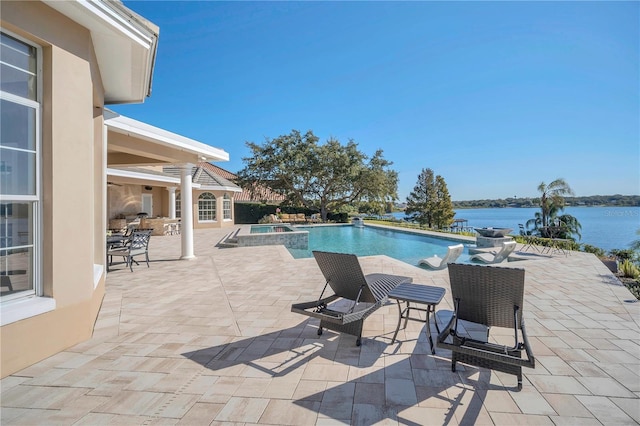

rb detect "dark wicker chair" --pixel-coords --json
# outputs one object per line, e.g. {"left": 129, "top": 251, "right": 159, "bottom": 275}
{"left": 291, "top": 251, "right": 412, "bottom": 346}
{"left": 437, "top": 263, "right": 535, "bottom": 389}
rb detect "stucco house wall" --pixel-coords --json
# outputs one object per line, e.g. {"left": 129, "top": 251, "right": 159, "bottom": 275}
{"left": 1, "top": 1, "right": 106, "bottom": 376}
{"left": 191, "top": 190, "right": 236, "bottom": 229}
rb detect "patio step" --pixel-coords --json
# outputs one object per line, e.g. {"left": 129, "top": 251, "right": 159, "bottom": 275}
{"left": 217, "top": 229, "right": 240, "bottom": 248}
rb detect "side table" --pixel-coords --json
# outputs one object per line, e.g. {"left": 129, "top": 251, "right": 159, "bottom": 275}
{"left": 389, "top": 283, "right": 446, "bottom": 354}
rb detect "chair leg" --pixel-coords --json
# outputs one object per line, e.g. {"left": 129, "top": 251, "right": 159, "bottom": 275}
{"left": 145, "top": 253, "right": 149, "bottom": 268}
{"left": 128, "top": 255, "right": 133, "bottom": 272}
{"left": 517, "top": 374, "right": 523, "bottom": 390}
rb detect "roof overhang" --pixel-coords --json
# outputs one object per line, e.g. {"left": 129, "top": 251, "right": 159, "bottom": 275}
{"left": 106, "top": 169, "right": 201, "bottom": 188}
{"left": 105, "top": 110, "right": 229, "bottom": 166}
{"left": 42, "top": 0, "right": 158, "bottom": 104}
{"left": 106, "top": 169, "right": 243, "bottom": 192}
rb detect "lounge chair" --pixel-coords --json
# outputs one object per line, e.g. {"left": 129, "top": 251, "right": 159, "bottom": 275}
{"left": 418, "top": 244, "right": 464, "bottom": 270}
{"left": 518, "top": 224, "right": 539, "bottom": 253}
{"left": 437, "top": 263, "right": 535, "bottom": 389}
{"left": 469, "top": 241, "right": 516, "bottom": 264}
{"left": 291, "top": 251, "right": 412, "bottom": 346}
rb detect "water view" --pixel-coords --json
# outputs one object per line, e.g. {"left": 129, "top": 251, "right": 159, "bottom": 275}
{"left": 394, "top": 206, "right": 639, "bottom": 252}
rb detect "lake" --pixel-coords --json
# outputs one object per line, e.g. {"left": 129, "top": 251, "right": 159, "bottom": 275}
{"left": 393, "top": 206, "right": 639, "bottom": 252}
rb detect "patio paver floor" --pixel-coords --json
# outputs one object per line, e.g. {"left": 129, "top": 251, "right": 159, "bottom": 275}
{"left": 2, "top": 227, "right": 639, "bottom": 425}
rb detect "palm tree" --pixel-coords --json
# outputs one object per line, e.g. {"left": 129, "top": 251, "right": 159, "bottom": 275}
{"left": 537, "top": 178, "right": 574, "bottom": 228}
{"left": 555, "top": 213, "right": 582, "bottom": 240}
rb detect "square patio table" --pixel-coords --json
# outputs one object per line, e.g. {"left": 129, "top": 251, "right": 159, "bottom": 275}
{"left": 389, "top": 283, "right": 446, "bottom": 354}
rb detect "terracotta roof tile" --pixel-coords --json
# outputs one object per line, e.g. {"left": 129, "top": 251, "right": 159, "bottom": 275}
{"left": 199, "top": 162, "right": 285, "bottom": 204}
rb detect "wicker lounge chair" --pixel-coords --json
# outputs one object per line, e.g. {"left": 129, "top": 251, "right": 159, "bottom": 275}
{"left": 437, "top": 263, "right": 535, "bottom": 389}
{"left": 418, "top": 244, "right": 464, "bottom": 270}
{"left": 469, "top": 241, "right": 516, "bottom": 264}
{"left": 291, "top": 251, "right": 412, "bottom": 346}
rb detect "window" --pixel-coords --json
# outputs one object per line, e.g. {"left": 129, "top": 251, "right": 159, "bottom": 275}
{"left": 198, "top": 192, "right": 216, "bottom": 222}
{"left": 1, "top": 31, "right": 40, "bottom": 301}
{"left": 175, "top": 191, "right": 181, "bottom": 219}
{"left": 223, "top": 194, "right": 231, "bottom": 220}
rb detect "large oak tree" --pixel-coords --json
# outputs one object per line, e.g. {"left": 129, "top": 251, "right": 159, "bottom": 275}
{"left": 237, "top": 130, "right": 398, "bottom": 221}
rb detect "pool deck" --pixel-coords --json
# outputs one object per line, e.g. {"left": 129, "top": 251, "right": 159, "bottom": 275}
{"left": 2, "top": 227, "right": 639, "bottom": 425}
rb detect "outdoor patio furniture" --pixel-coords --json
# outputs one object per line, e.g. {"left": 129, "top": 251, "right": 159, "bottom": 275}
{"left": 437, "top": 263, "right": 535, "bottom": 389}
{"left": 418, "top": 243, "right": 464, "bottom": 270}
{"left": 291, "top": 250, "right": 412, "bottom": 346}
{"left": 518, "top": 224, "right": 539, "bottom": 253}
{"left": 107, "top": 230, "right": 152, "bottom": 272}
{"left": 469, "top": 241, "right": 516, "bottom": 264}
{"left": 388, "top": 282, "right": 446, "bottom": 353}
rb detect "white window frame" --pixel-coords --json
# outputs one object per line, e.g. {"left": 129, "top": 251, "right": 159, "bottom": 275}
{"left": 223, "top": 193, "right": 232, "bottom": 221}
{"left": 1, "top": 28, "right": 48, "bottom": 321}
{"left": 175, "top": 191, "right": 181, "bottom": 219}
{"left": 198, "top": 192, "right": 216, "bottom": 222}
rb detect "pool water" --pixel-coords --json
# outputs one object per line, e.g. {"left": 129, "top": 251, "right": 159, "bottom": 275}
{"left": 287, "top": 225, "right": 473, "bottom": 267}
{"left": 250, "top": 224, "right": 295, "bottom": 233}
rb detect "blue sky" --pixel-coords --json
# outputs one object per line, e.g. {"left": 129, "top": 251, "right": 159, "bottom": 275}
{"left": 114, "top": 1, "right": 639, "bottom": 201}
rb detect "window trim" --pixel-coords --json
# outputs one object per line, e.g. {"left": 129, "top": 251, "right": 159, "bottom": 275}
{"left": 1, "top": 28, "right": 43, "bottom": 304}
{"left": 197, "top": 192, "right": 217, "bottom": 223}
{"left": 222, "top": 193, "right": 232, "bottom": 221}
{"left": 175, "top": 191, "right": 181, "bottom": 219}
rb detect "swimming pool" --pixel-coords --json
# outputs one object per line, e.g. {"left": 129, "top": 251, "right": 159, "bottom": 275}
{"left": 250, "top": 224, "right": 296, "bottom": 233}
{"left": 287, "top": 225, "right": 474, "bottom": 267}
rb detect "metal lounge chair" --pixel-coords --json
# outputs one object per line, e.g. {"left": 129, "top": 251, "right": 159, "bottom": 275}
{"left": 518, "top": 224, "right": 539, "bottom": 253}
{"left": 469, "top": 240, "right": 516, "bottom": 264}
{"left": 107, "top": 230, "right": 152, "bottom": 272}
{"left": 418, "top": 244, "right": 464, "bottom": 270}
{"left": 437, "top": 263, "right": 535, "bottom": 389}
{"left": 291, "top": 251, "right": 412, "bottom": 346}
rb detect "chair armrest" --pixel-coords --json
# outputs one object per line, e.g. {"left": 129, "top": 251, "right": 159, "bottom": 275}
{"left": 520, "top": 321, "right": 535, "bottom": 368}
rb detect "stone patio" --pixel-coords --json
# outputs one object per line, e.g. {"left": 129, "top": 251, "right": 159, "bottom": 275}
{"left": 2, "top": 227, "right": 639, "bottom": 425}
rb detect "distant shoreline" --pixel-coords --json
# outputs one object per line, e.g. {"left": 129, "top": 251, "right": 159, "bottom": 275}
{"left": 449, "top": 195, "right": 639, "bottom": 209}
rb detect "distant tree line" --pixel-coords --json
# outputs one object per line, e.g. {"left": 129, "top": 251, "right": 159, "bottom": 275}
{"left": 453, "top": 194, "right": 639, "bottom": 209}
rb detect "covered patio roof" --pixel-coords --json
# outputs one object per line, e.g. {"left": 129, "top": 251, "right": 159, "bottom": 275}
{"left": 105, "top": 110, "right": 229, "bottom": 167}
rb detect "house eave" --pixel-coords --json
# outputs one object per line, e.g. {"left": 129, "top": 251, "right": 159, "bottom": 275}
{"left": 42, "top": 0, "right": 159, "bottom": 103}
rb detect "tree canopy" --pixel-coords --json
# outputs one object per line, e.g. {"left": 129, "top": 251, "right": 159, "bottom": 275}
{"left": 237, "top": 130, "right": 398, "bottom": 221}
{"left": 405, "top": 168, "right": 455, "bottom": 228}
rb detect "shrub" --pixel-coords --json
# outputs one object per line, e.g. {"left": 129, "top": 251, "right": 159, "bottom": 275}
{"left": 625, "top": 280, "right": 640, "bottom": 300}
{"left": 619, "top": 260, "right": 640, "bottom": 279}
{"left": 581, "top": 244, "right": 605, "bottom": 257}
{"left": 609, "top": 249, "right": 637, "bottom": 262}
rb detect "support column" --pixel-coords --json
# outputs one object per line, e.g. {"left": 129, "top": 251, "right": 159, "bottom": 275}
{"left": 179, "top": 164, "right": 195, "bottom": 260}
{"left": 167, "top": 187, "right": 176, "bottom": 219}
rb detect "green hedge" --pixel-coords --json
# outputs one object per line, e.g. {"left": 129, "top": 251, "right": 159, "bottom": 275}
{"left": 234, "top": 204, "right": 344, "bottom": 224}
{"left": 234, "top": 203, "right": 278, "bottom": 224}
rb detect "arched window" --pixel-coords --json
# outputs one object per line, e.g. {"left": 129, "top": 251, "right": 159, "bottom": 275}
{"left": 175, "top": 191, "right": 181, "bottom": 219}
{"left": 223, "top": 194, "right": 232, "bottom": 220}
{"left": 198, "top": 192, "right": 216, "bottom": 221}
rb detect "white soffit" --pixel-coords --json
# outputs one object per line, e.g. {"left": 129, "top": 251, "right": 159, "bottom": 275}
{"left": 107, "top": 168, "right": 180, "bottom": 184}
{"left": 105, "top": 110, "right": 230, "bottom": 162}
{"left": 42, "top": 0, "right": 158, "bottom": 104}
